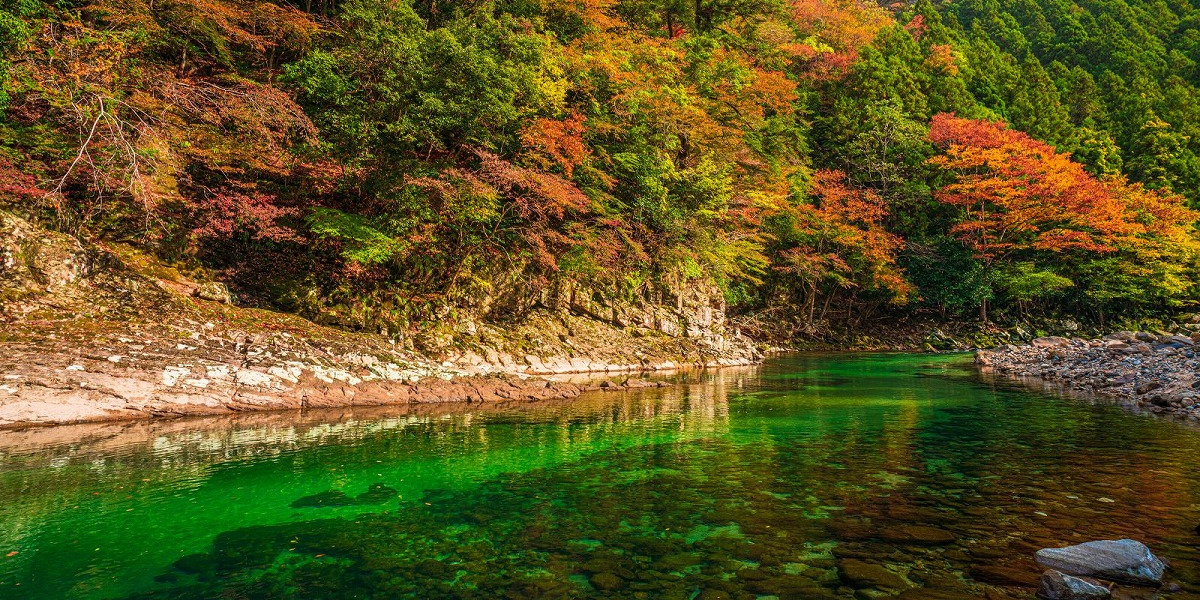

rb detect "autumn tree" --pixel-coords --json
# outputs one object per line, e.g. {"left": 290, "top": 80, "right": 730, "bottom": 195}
{"left": 767, "top": 170, "right": 911, "bottom": 329}
{"left": 930, "top": 113, "right": 1200, "bottom": 321}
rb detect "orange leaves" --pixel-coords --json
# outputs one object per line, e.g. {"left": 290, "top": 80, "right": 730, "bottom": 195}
{"left": 520, "top": 113, "right": 589, "bottom": 177}
{"left": 407, "top": 147, "right": 588, "bottom": 248}
{"left": 925, "top": 44, "right": 958, "bottom": 76}
{"left": 809, "top": 169, "right": 889, "bottom": 226}
{"left": 928, "top": 113, "right": 1198, "bottom": 263}
{"left": 789, "top": 0, "right": 893, "bottom": 79}
{"left": 775, "top": 170, "right": 912, "bottom": 302}
{"left": 471, "top": 149, "right": 589, "bottom": 220}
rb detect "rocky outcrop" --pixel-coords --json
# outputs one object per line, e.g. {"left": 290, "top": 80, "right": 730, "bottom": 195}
{"left": 977, "top": 331, "right": 1200, "bottom": 418}
{"left": 0, "top": 212, "right": 95, "bottom": 304}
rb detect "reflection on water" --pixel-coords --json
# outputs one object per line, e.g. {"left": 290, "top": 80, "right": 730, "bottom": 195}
{"left": 1, "top": 354, "right": 1199, "bottom": 599}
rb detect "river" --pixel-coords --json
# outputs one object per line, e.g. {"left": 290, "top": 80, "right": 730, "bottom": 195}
{"left": 1, "top": 353, "right": 1198, "bottom": 599}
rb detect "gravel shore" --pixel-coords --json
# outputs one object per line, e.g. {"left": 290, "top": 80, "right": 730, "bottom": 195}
{"left": 977, "top": 331, "right": 1200, "bottom": 419}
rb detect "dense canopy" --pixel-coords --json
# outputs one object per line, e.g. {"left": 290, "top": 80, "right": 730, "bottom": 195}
{"left": 2, "top": 0, "right": 1198, "bottom": 334}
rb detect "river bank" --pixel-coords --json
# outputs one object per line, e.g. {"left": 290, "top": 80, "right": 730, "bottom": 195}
{"left": 1, "top": 212, "right": 762, "bottom": 428}
{"left": 977, "top": 331, "right": 1200, "bottom": 419}
{"left": 0, "top": 280, "right": 759, "bottom": 427}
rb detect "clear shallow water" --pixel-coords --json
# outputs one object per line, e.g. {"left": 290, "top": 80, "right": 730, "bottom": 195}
{"left": 1, "top": 353, "right": 1199, "bottom": 599}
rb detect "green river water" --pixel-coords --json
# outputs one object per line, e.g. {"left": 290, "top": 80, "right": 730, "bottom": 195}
{"left": 1, "top": 353, "right": 1199, "bottom": 599}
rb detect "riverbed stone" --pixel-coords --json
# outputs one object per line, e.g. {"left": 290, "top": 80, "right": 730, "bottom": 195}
{"left": 1034, "top": 539, "right": 1165, "bottom": 586}
{"left": 1033, "top": 336, "right": 1071, "bottom": 348}
{"left": 879, "top": 525, "right": 956, "bottom": 545}
{"left": 969, "top": 565, "right": 1040, "bottom": 587}
{"left": 839, "top": 559, "right": 909, "bottom": 590}
{"left": 1038, "top": 569, "right": 1111, "bottom": 599}
{"left": 1135, "top": 382, "right": 1162, "bottom": 395}
{"left": 590, "top": 572, "right": 625, "bottom": 591}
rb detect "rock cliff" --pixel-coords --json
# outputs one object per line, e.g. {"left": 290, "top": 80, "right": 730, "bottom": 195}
{"left": 0, "top": 212, "right": 760, "bottom": 427}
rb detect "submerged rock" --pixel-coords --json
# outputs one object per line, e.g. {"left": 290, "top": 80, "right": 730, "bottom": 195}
{"left": 290, "top": 483, "right": 399, "bottom": 508}
{"left": 355, "top": 483, "right": 399, "bottom": 504}
{"left": 589, "top": 571, "right": 624, "bottom": 591}
{"left": 1037, "top": 569, "right": 1111, "bottom": 599}
{"left": 878, "top": 525, "right": 956, "bottom": 545}
{"left": 1034, "top": 539, "right": 1165, "bottom": 586}
{"left": 969, "top": 564, "right": 1040, "bottom": 587}
{"left": 839, "top": 559, "right": 909, "bottom": 590}
{"left": 291, "top": 489, "right": 357, "bottom": 508}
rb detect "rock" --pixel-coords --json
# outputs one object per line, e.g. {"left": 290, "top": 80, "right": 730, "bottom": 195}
{"left": 1134, "top": 382, "right": 1162, "bottom": 395}
{"left": 969, "top": 565, "right": 1040, "bottom": 587}
{"left": 879, "top": 525, "right": 956, "bottom": 545}
{"left": 590, "top": 572, "right": 624, "bottom": 591}
{"left": 1160, "top": 335, "right": 1194, "bottom": 346}
{"left": 193, "top": 281, "right": 232, "bottom": 304}
{"left": 1034, "top": 539, "right": 1165, "bottom": 586}
{"left": 1033, "top": 336, "right": 1071, "bottom": 348}
{"left": 0, "top": 212, "right": 95, "bottom": 294}
{"left": 1037, "top": 570, "right": 1111, "bottom": 599}
{"left": 839, "top": 559, "right": 909, "bottom": 590}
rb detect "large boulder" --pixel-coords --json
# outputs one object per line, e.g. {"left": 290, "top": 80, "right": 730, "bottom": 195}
{"left": 1037, "top": 570, "right": 1111, "bottom": 599}
{"left": 193, "top": 281, "right": 232, "bottom": 304}
{"left": 0, "top": 211, "right": 93, "bottom": 294}
{"left": 1034, "top": 539, "right": 1164, "bottom": 586}
{"left": 1032, "top": 336, "right": 1071, "bottom": 348}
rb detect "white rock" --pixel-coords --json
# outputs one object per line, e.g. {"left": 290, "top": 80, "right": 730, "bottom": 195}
{"left": 162, "top": 366, "right": 192, "bottom": 387}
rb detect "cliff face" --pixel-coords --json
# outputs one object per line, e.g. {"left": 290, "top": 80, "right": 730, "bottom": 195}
{"left": 0, "top": 212, "right": 759, "bottom": 427}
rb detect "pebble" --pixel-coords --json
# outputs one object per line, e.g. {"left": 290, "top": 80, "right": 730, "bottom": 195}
{"left": 977, "top": 332, "right": 1200, "bottom": 419}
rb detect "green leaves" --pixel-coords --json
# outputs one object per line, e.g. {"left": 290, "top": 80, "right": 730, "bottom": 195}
{"left": 306, "top": 208, "right": 410, "bottom": 265}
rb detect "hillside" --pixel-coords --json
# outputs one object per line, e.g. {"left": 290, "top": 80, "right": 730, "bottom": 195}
{"left": 2, "top": 0, "right": 1199, "bottom": 349}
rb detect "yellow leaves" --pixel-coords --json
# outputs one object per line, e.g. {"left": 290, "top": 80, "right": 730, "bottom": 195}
{"left": 924, "top": 44, "right": 959, "bottom": 76}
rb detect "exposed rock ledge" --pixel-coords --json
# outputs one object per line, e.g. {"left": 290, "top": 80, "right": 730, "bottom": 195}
{"left": 0, "top": 211, "right": 759, "bottom": 427}
{"left": 976, "top": 330, "right": 1200, "bottom": 419}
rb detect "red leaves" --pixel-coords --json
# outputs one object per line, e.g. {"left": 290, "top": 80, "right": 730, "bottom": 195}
{"left": 193, "top": 189, "right": 300, "bottom": 243}
{"left": 0, "top": 158, "right": 41, "bottom": 201}
{"left": 470, "top": 148, "right": 589, "bottom": 220}
{"left": 775, "top": 170, "right": 912, "bottom": 302}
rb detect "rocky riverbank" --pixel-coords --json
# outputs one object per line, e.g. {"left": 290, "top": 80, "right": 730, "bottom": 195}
{"left": 977, "top": 330, "right": 1200, "bottom": 419}
{"left": 0, "top": 211, "right": 760, "bottom": 428}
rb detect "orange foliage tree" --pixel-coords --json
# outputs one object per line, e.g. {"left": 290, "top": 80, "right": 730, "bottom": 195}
{"left": 929, "top": 113, "right": 1200, "bottom": 320}
{"left": 773, "top": 170, "right": 911, "bottom": 324}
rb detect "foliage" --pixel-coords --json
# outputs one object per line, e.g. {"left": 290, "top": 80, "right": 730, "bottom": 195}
{"left": 2, "top": 0, "right": 1199, "bottom": 334}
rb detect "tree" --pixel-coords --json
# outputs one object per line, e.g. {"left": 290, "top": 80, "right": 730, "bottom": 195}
{"left": 769, "top": 170, "right": 911, "bottom": 325}
{"left": 929, "top": 112, "right": 1200, "bottom": 321}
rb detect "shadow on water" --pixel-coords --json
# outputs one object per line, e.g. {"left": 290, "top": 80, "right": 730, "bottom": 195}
{"left": 3, "top": 354, "right": 1200, "bottom": 599}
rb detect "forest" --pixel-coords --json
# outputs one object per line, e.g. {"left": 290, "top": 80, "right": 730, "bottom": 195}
{"left": 2, "top": 0, "right": 1200, "bottom": 337}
